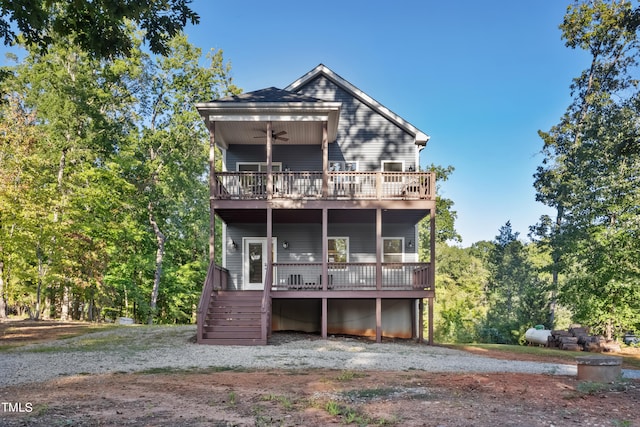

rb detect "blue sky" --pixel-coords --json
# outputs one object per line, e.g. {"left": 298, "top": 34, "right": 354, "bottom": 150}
{"left": 181, "top": 0, "right": 589, "bottom": 245}
{"left": 1, "top": 1, "right": 589, "bottom": 245}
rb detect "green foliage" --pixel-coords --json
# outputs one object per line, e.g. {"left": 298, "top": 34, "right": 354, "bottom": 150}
{"left": 433, "top": 243, "right": 488, "bottom": 343}
{"left": 434, "top": 222, "right": 554, "bottom": 345}
{"left": 0, "top": 0, "right": 199, "bottom": 58}
{"left": 0, "top": 32, "right": 237, "bottom": 323}
{"left": 532, "top": 0, "right": 640, "bottom": 339}
{"left": 324, "top": 400, "right": 371, "bottom": 425}
{"left": 418, "top": 164, "right": 459, "bottom": 264}
{"left": 575, "top": 378, "right": 631, "bottom": 395}
{"left": 336, "top": 370, "right": 367, "bottom": 381}
{"left": 127, "top": 34, "right": 239, "bottom": 324}
{"left": 427, "top": 164, "right": 461, "bottom": 244}
{"left": 480, "top": 222, "right": 551, "bottom": 344}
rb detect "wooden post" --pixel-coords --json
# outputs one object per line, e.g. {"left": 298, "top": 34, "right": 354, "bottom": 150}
{"left": 266, "top": 121, "right": 273, "bottom": 200}
{"left": 321, "top": 208, "right": 328, "bottom": 292}
{"left": 375, "top": 208, "right": 383, "bottom": 342}
{"left": 418, "top": 299, "right": 424, "bottom": 343}
{"left": 209, "top": 123, "right": 216, "bottom": 263}
{"left": 376, "top": 298, "right": 382, "bottom": 343}
{"left": 262, "top": 207, "right": 273, "bottom": 343}
{"left": 376, "top": 208, "right": 382, "bottom": 291}
{"left": 321, "top": 207, "right": 328, "bottom": 339}
{"left": 321, "top": 121, "right": 329, "bottom": 198}
{"left": 322, "top": 298, "right": 328, "bottom": 340}
{"left": 266, "top": 207, "right": 273, "bottom": 279}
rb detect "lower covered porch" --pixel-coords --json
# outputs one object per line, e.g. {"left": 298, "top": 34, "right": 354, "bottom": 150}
{"left": 196, "top": 205, "right": 435, "bottom": 345}
{"left": 196, "top": 259, "right": 434, "bottom": 345}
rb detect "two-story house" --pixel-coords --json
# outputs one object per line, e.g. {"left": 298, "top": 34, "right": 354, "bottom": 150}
{"left": 195, "top": 64, "right": 435, "bottom": 345}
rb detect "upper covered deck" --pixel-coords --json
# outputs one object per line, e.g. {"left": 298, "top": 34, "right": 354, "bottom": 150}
{"left": 212, "top": 170, "right": 435, "bottom": 201}
{"left": 195, "top": 77, "right": 433, "bottom": 206}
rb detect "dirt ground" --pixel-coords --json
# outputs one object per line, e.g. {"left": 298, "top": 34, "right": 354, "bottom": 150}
{"left": 1, "top": 320, "right": 639, "bottom": 427}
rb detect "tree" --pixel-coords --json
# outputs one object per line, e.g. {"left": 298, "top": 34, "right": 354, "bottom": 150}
{"left": 480, "top": 222, "right": 550, "bottom": 344}
{"left": 0, "top": 91, "right": 40, "bottom": 318}
{"left": 0, "top": 26, "right": 239, "bottom": 324}
{"left": 0, "top": 38, "right": 141, "bottom": 319}
{"left": 533, "top": 0, "right": 640, "bottom": 338}
{"left": 127, "top": 35, "right": 240, "bottom": 324}
{"left": 419, "top": 164, "right": 460, "bottom": 263}
{"left": 0, "top": 0, "right": 199, "bottom": 58}
{"left": 433, "top": 244, "right": 489, "bottom": 343}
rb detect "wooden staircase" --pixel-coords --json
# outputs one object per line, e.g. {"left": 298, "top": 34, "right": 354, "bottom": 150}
{"left": 199, "top": 291, "right": 266, "bottom": 345}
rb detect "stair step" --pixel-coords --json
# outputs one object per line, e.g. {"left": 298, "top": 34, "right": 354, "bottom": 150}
{"left": 204, "top": 330, "right": 262, "bottom": 339}
{"left": 204, "top": 324, "right": 260, "bottom": 332}
{"left": 206, "top": 317, "right": 261, "bottom": 325}
{"left": 206, "top": 321, "right": 261, "bottom": 329}
{"left": 199, "top": 290, "right": 266, "bottom": 345}
{"left": 211, "top": 303, "right": 261, "bottom": 309}
{"left": 209, "top": 305, "right": 262, "bottom": 312}
{"left": 198, "top": 337, "right": 267, "bottom": 346}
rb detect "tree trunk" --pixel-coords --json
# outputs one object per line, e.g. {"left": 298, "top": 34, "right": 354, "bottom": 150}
{"left": 148, "top": 204, "right": 166, "bottom": 325}
{"left": 43, "top": 290, "right": 51, "bottom": 320}
{"left": 548, "top": 206, "right": 563, "bottom": 327}
{"left": 34, "top": 244, "right": 45, "bottom": 320}
{"left": 60, "top": 284, "right": 70, "bottom": 321}
{"left": 0, "top": 258, "right": 7, "bottom": 319}
{"left": 87, "top": 297, "right": 94, "bottom": 321}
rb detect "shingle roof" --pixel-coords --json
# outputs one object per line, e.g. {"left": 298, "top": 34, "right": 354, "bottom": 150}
{"left": 212, "top": 87, "right": 325, "bottom": 103}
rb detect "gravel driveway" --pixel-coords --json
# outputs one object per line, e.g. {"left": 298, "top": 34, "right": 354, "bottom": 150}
{"left": 0, "top": 325, "right": 574, "bottom": 387}
{"left": 2, "top": 324, "right": 635, "bottom": 387}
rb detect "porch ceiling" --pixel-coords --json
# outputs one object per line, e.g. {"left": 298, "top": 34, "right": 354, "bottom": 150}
{"left": 195, "top": 91, "right": 341, "bottom": 148}
{"left": 215, "top": 121, "right": 325, "bottom": 147}
{"left": 214, "top": 208, "right": 428, "bottom": 225}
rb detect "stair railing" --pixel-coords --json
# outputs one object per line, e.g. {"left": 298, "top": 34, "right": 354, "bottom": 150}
{"left": 261, "top": 266, "right": 273, "bottom": 343}
{"left": 197, "top": 263, "right": 229, "bottom": 342}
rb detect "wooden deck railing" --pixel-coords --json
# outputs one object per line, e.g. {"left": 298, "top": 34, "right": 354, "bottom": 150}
{"left": 213, "top": 171, "right": 434, "bottom": 201}
{"left": 196, "top": 263, "right": 229, "bottom": 342}
{"left": 272, "top": 262, "right": 432, "bottom": 291}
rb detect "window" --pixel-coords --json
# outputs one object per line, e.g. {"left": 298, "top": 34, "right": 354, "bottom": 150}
{"left": 329, "top": 161, "right": 358, "bottom": 171}
{"left": 381, "top": 160, "right": 404, "bottom": 173}
{"left": 328, "top": 237, "right": 349, "bottom": 263}
{"left": 381, "top": 161, "right": 404, "bottom": 182}
{"left": 237, "top": 162, "right": 282, "bottom": 172}
{"left": 383, "top": 238, "right": 404, "bottom": 264}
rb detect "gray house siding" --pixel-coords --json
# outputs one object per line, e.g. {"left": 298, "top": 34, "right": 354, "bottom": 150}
{"left": 294, "top": 75, "right": 417, "bottom": 172}
{"left": 225, "top": 144, "right": 323, "bottom": 171}
{"left": 223, "top": 75, "right": 418, "bottom": 173}
{"left": 225, "top": 221, "right": 417, "bottom": 290}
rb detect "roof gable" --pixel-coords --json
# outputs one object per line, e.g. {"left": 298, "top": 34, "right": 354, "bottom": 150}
{"left": 285, "top": 64, "right": 429, "bottom": 146}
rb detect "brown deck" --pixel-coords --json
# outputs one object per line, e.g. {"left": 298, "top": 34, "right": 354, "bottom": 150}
{"left": 196, "top": 262, "right": 434, "bottom": 345}
{"left": 199, "top": 157, "right": 436, "bottom": 346}
{"left": 213, "top": 171, "right": 434, "bottom": 201}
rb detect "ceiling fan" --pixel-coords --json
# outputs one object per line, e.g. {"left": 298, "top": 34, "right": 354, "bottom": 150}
{"left": 253, "top": 130, "right": 289, "bottom": 142}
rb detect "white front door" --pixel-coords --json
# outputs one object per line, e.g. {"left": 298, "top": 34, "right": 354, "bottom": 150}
{"left": 243, "top": 238, "right": 276, "bottom": 290}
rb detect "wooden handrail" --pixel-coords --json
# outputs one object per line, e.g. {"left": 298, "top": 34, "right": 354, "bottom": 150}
{"left": 213, "top": 171, "right": 435, "bottom": 201}
{"left": 272, "top": 262, "right": 432, "bottom": 290}
{"left": 196, "top": 263, "right": 229, "bottom": 342}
